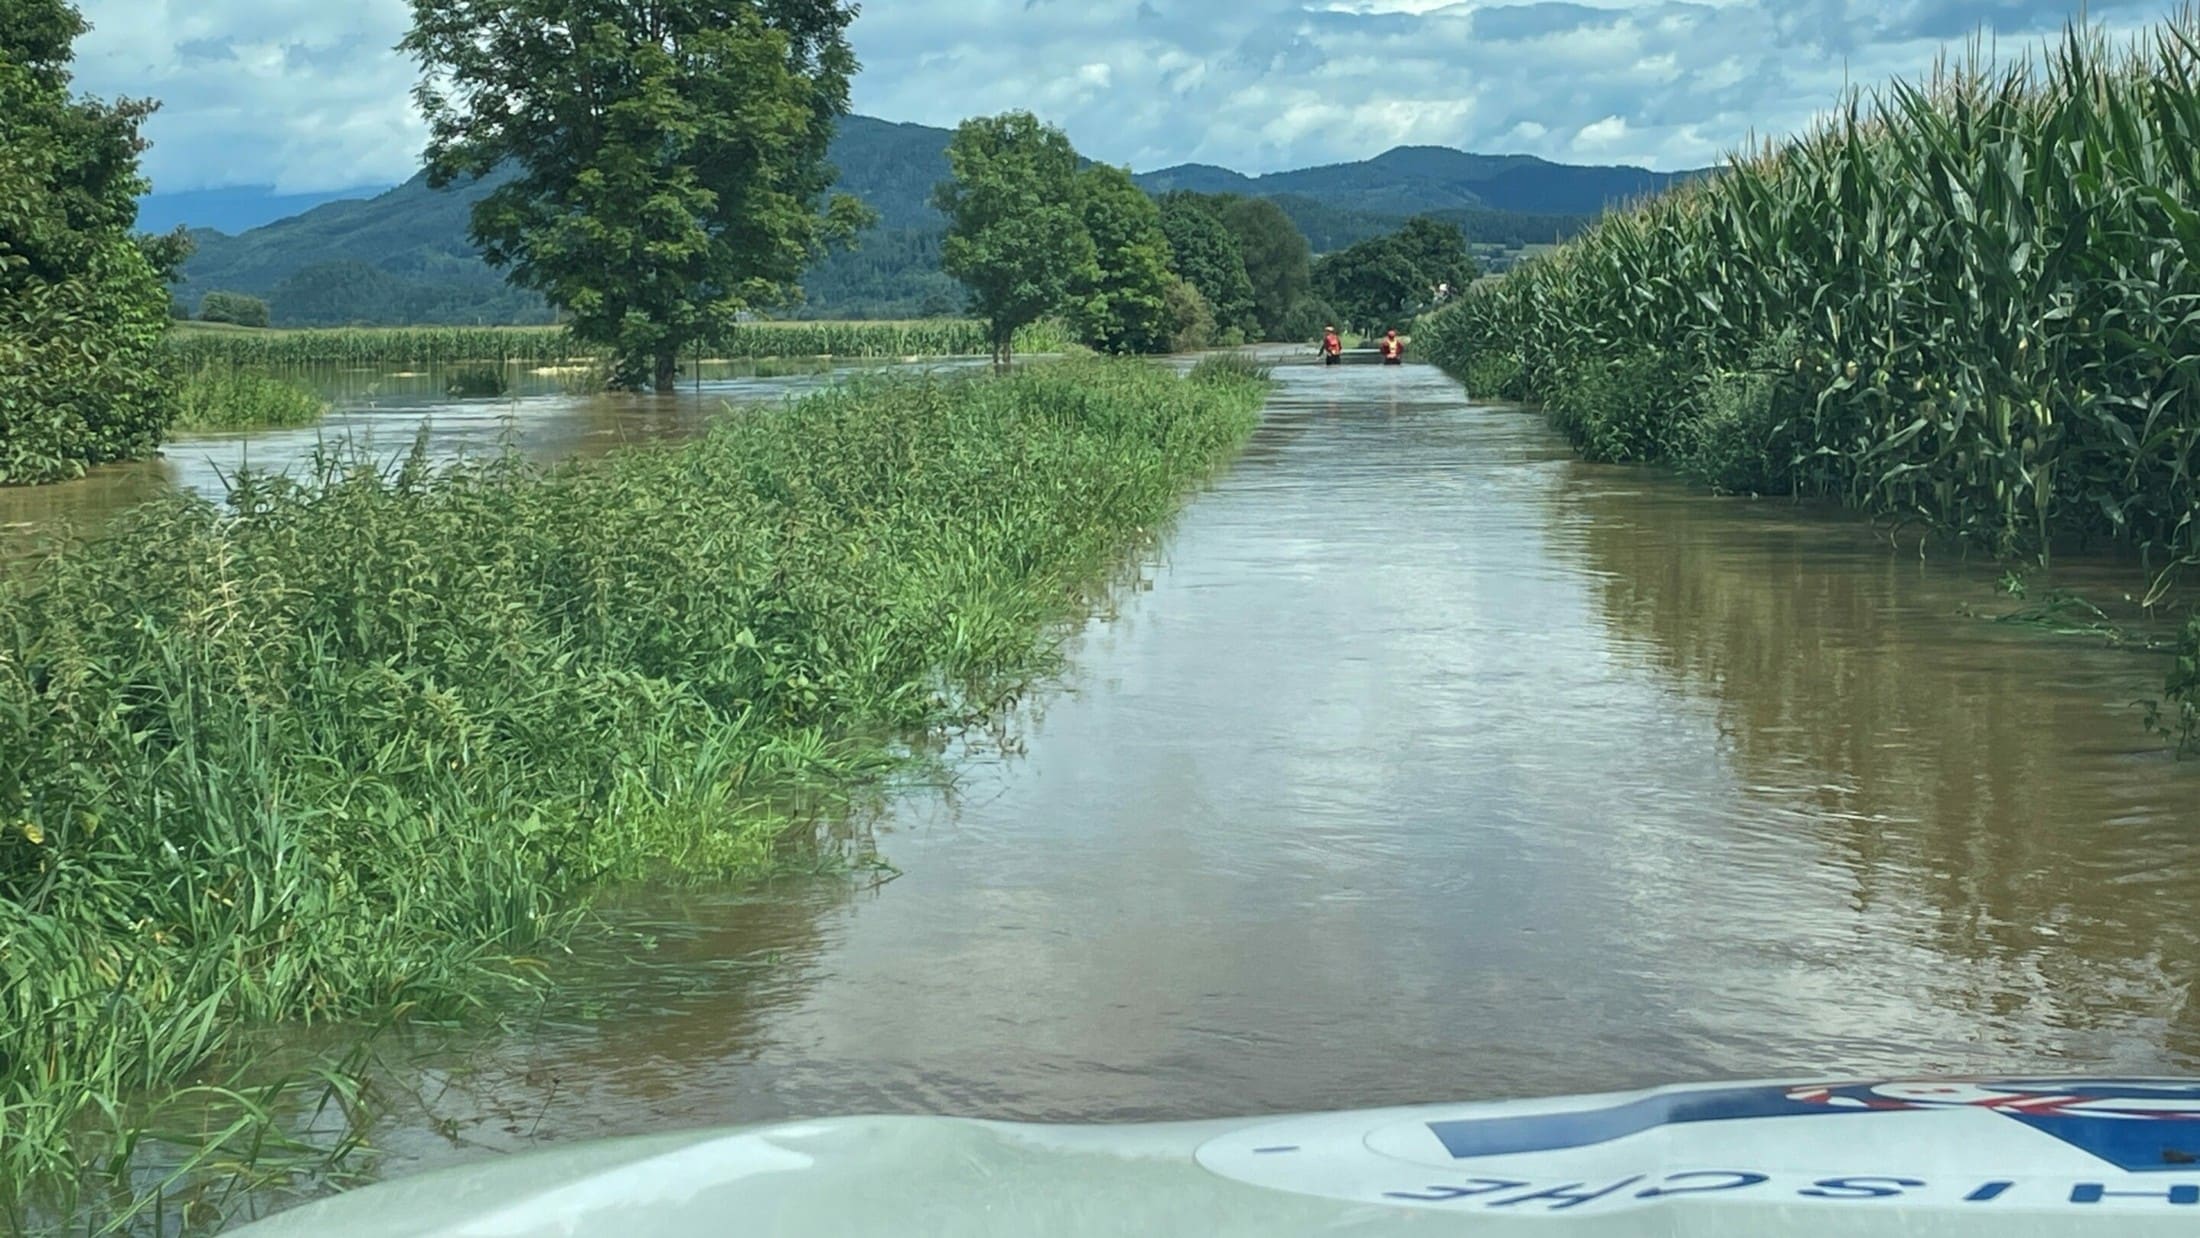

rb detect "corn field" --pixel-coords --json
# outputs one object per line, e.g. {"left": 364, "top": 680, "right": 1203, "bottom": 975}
{"left": 162, "top": 319, "right": 1074, "bottom": 369}
{"left": 1416, "top": 12, "right": 2200, "bottom": 744}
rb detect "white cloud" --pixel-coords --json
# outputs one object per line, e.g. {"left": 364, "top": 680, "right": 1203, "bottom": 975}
{"left": 67, "top": 0, "right": 2180, "bottom": 194}
{"left": 1573, "top": 115, "right": 1630, "bottom": 151}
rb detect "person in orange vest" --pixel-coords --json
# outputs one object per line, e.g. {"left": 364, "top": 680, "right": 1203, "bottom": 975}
{"left": 1321, "top": 325, "right": 1342, "bottom": 365}
{"left": 1380, "top": 329, "right": 1404, "bottom": 365}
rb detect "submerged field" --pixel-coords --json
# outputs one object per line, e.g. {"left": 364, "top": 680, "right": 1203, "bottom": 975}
{"left": 161, "top": 319, "right": 1075, "bottom": 369}
{"left": 0, "top": 357, "right": 1267, "bottom": 1226}
{"left": 1417, "top": 17, "right": 2200, "bottom": 746}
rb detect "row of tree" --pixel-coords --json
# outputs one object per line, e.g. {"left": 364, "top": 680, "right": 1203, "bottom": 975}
{"left": 934, "top": 112, "right": 1482, "bottom": 363}
{"left": 931, "top": 111, "right": 1333, "bottom": 365}
{"left": 1313, "top": 216, "right": 1480, "bottom": 334}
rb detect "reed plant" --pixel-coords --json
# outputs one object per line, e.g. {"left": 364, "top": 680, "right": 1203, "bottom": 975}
{"left": 0, "top": 357, "right": 1267, "bottom": 1225}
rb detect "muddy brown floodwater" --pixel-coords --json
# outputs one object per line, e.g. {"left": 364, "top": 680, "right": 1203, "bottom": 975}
{"left": 87, "top": 356, "right": 2200, "bottom": 1230}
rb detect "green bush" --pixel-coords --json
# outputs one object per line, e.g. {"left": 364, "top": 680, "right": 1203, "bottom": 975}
{"left": 1672, "top": 333, "right": 1809, "bottom": 495}
{"left": 1187, "top": 352, "right": 1273, "bottom": 385}
{"left": 170, "top": 364, "right": 329, "bottom": 431}
{"left": 1460, "top": 350, "right": 1524, "bottom": 400}
{"left": 1273, "top": 296, "right": 1342, "bottom": 345}
{"left": 197, "top": 291, "right": 271, "bottom": 329}
{"left": 1164, "top": 276, "right": 1217, "bottom": 353}
{"left": 0, "top": 1, "right": 175, "bottom": 485}
{"left": 1543, "top": 349, "right": 1690, "bottom": 464}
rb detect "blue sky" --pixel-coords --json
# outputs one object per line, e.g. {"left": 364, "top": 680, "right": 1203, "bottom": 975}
{"left": 73, "top": 0, "right": 2167, "bottom": 195}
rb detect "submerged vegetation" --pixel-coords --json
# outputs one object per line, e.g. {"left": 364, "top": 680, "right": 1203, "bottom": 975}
{"left": 0, "top": 358, "right": 1266, "bottom": 1222}
{"left": 1419, "top": 14, "right": 2200, "bottom": 748}
{"left": 442, "top": 364, "right": 510, "bottom": 398}
{"left": 170, "top": 365, "right": 330, "bottom": 432}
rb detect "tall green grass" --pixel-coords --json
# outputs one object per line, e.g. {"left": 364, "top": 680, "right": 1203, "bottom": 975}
{"left": 0, "top": 358, "right": 1266, "bottom": 1226}
{"left": 161, "top": 320, "right": 1075, "bottom": 370}
{"left": 170, "top": 366, "right": 330, "bottom": 433}
{"left": 1417, "top": 13, "right": 2200, "bottom": 743}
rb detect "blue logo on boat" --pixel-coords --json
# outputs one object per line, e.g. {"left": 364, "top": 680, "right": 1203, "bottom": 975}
{"left": 1426, "top": 1080, "right": 2200, "bottom": 1174}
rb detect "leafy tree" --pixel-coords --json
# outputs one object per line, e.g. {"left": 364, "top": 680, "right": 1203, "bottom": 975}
{"left": 198, "top": 291, "right": 270, "bottom": 328}
{"left": 1216, "top": 196, "right": 1311, "bottom": 341}
{"left": 1162, "top": 276, "right": 1216, "bottom": 354}
{"left": 1312, "top": 236, "right": 1418, "bottom": 334}
{"left": 0, "top": 0, "right": 179, "bottom": 483}
{"left": 1273, "top": 295, "right": 1342, "bottom": 344}
{"left": 933, "top": 111, "right": 1095, "bottom": 368}
{"left": 1313, "top": 215, "right": 1480, "bottom": 334}
{"left": 1156, "top": 192, "right": 1256, "bottom": 339}
{"left": 1066, "top": 165, "right": 1173, "bottom": 355}
{"left": 1392, "top": 215, "right": 1477, "bottom": 300}
{"left": 401, "top": 0, "right": 869, "bottom": 391}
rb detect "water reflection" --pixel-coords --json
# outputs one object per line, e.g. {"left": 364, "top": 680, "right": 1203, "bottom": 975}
{"left": 1566, "top": 461, "right": 2200, "bottom": 1066}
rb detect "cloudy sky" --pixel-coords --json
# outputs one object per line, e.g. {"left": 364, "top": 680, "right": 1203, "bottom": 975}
{"left": 73, "top": 0, "right": 2166, "bottom": 195}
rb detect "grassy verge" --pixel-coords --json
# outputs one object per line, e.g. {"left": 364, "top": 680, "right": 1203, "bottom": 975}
{"left": 1416, "top": 14, "right": 2200, "bottom": 747}
{"left": 169, "top": 366, "right": 330, "bottom": 433}
{"left": 160, "top": 320, "right": 1075, "bottom": 369}
{"left": 0, "top": 357, "right": 1267, "bottom": 1226}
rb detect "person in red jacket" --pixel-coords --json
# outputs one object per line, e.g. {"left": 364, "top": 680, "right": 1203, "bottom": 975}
{"left": 1380, "top": 329, "right": 1404, "bottom": 365}
{"left": 1321, "top": 325, "right": 1342, "bottom": 365}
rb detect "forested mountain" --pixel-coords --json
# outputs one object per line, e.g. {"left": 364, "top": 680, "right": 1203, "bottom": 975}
{"left": 167, "top": 116, "right": 1703, "bottom": 325}
{"left": 137, "top": 184, "right": 393, "bottom": 236}
{"left": 1137, "top": 145, "right": 1695, "bottom": 216}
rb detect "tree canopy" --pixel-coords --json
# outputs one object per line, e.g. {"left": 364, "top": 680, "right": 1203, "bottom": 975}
{"left": 1156, "top": 193, "right": 1257, "bottom": 340}
{"left": 934, "top": 111, "right": 1096, "bottom": 367}
{"left": 0, "top": 0, "right": 179, "bottom": 483}
{"left": 1217, "top": 196, "right": 1313, "bottom": 341}
{"left": 1391, "top": 216, "right": 1477, "bottom": 299}
{"left": 1313, "top": 215, "right": 1479, "bottom": 333}
{"left": 197, "top": 291, "right": 270, "bottom": 328}
{"left": 932, "top": 122, "right": 1326, "bottom": 355}
{"left": 1066, "top": 165, "right": 1175, "bottom": 355}
{"left": 401, "top": 0, "right": 867, "bottom": 391}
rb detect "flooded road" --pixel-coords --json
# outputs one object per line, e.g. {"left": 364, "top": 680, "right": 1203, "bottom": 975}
{"left": 268, "top": 356, "right": 2200, "bottom": 1205}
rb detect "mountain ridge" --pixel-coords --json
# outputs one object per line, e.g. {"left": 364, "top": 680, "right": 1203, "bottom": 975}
{"left": 167, "top": 115, "right": 1711, "bottom": 324}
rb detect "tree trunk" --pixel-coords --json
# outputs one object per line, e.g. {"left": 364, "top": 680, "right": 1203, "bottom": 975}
{"left": 653, "top": 349, "right": 678, "bottom": 394}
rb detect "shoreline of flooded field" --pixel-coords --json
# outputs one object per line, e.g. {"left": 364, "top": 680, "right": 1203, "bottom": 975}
{"left": 0, "top": 355, "right": 991, "bottom": 546}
